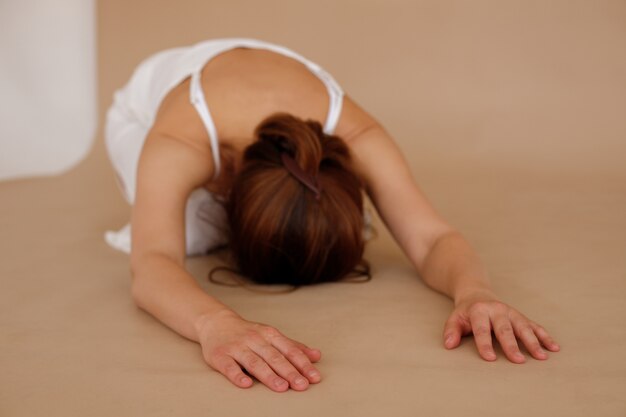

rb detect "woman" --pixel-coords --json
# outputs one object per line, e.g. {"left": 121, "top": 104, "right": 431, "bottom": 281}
{"left": 104, "top": 38, "right": 560, "bottom": 393}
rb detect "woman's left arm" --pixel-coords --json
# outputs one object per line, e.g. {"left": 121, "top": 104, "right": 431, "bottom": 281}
{"left": 346, "top": 121, "right": 560, "bottom": 363}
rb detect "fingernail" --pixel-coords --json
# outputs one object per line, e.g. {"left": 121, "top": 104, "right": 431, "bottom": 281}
{"left": 241, "top": 377, "right": 252, "bottom": 384}
{"left": 308, "top": 370, "right": 320, "bottom": 379}
{"left": 275, "top": 379, "right": 287, "bottom": 388}
{"left": 295, "top": 377, "right": 307, "bottom": 386}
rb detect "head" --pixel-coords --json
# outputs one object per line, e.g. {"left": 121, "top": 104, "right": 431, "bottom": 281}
{"left": 222, "top": 112, "right": 370, "bottom": 287}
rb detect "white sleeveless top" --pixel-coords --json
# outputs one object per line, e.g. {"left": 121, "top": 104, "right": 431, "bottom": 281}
{"left": 116, "top": 37, "right": 345, "bottom": 181}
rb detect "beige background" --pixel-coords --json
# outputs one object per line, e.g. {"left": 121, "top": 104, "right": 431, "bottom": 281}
{"left": 1, "top": 1, "right": 625, "bottom": 416}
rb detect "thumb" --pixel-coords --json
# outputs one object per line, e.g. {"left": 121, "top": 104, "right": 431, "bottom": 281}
{"left": 443, "top": 314, "right": 463, "bottom": 349}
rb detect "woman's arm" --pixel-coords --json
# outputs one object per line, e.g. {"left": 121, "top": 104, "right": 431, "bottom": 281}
{"left": 346, "top": 120, "right": 560, "bottom": 362}
{"left": 129, "top": 132, "right": 235, "bottom": 341}
{"left": 129, "top": 129, "right": 322, "bottom": 392}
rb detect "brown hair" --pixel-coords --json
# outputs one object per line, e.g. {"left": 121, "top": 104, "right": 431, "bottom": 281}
{"left": 207, "top": 112, "right": 371, "bottom": 291}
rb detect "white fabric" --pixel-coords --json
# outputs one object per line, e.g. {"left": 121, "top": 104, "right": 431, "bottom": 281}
{"left": 189, "top": 72, "right": 222, "bottom": 181}
{"left": 103, "top": 38, "right": 345, "bottom": 256}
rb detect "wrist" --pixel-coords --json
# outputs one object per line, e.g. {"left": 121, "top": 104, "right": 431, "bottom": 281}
{"left": 453, "top": 286, "right": 498, "bottom": 307}
{"left": 194, "top": 308, "right": 241, "bottom": 341}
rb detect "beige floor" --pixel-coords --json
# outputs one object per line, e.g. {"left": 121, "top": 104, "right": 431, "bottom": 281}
{"left": 2, "top": 1, "right": 626, "bottom": 416}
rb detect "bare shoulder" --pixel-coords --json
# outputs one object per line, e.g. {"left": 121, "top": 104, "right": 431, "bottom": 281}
{"left": 334, "top": 94, "right": 382, "bottom": 143}
{"left": 335, "top": 95, "right": 396, "bottom": 186}
{"left": 149, "top": 76, "right": 215, "bottom": 155}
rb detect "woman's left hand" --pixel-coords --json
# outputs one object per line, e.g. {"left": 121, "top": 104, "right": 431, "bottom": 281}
{"left": 442, "top": 292, "right": 561, "bottom": 363}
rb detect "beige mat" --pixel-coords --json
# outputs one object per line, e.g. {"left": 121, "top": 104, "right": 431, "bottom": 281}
{"left": 2, "top": 1, "right": 625, "bottom": 415}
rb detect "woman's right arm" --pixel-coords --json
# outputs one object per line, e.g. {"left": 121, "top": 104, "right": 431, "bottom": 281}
{"left": 129, "top": 129, "right": 322, "bottom": 392}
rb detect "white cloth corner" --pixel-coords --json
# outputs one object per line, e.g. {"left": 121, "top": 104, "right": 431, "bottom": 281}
{"left": 104, "top": 222, "right": 132, "bottom": 254}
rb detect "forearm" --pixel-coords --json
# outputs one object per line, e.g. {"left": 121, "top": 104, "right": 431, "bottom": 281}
{"left": 416, "top": 231, "right": 497, "bottom": 305}
{"left": 130, "top": 254, "right": 238, "bottom": 342}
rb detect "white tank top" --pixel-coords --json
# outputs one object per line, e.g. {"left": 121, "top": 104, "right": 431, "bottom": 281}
{"left": 114, "top": 38, "right": 345, "bottom": 181}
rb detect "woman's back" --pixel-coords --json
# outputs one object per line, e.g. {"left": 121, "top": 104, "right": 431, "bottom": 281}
{"left": 157, "top": 48, "right": 334, "bottom": 143}
{"left": 151, "top": 46, "right": 368, "bottom": 195}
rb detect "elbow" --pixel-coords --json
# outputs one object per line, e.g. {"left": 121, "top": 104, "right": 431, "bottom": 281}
{"left": 129, "top": 269, "right": 145, "bottom": 308}
{"left": 413, "top": 228, "right": 460, "bottom": 274}
{"left": 130, "top": 282, "right": 142, "bottom": 308}
{"left": 128, "top": 251, "right": 177, "bottom": 308}
{"left": 128, "top": 253, "right": 150, "bottom": 306}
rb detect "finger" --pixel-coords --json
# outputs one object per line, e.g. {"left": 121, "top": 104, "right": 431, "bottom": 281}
{"left": 442, "top": 314, "right": 464, "bottom": 349}
{"left": 211, "top": 355, "right": 254, "bottom": 388}
{"left": 511, "top": 321, "right": 548, "bottom": 360}
{"left": 250, "top": 342, "right": 310, "bottom": 391}
{"left": 233, "top": 348, "right": 289, "bottom": 392}
{"left": 260, "top": 326, "right": 322, "bottom": 363}
{"left": 469, "top": 307, "right": 496, "bottom": 361}
{"left": 290, "top": 340, "right": 323, "bottom": 363}
{"left": 530, "top": 323, "right": 561, "bottom": 352}
{"left": 272, "top": 337, "right": 322, "bottom": 384}
{"left": 491, "top": 314, "right": 526, "bottom": 363}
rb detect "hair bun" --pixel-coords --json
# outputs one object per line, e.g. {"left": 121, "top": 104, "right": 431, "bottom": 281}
{"left": 226, "top": 111, "right": 367, "bottom": 286}
{"left": 254, "top": 112, "right": 324, "bottom": 175}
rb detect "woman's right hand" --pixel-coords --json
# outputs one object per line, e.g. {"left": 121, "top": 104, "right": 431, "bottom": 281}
{"left": 195, "top": 309, "right": 323, "bottom": 392}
